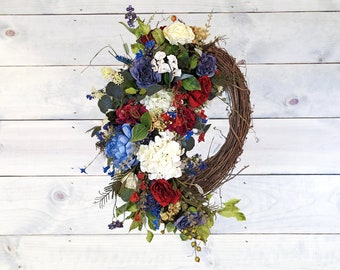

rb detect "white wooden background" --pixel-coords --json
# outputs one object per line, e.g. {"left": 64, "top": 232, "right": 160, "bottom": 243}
{"left": 1, "top": 0, "right": 340, "bottom": 269}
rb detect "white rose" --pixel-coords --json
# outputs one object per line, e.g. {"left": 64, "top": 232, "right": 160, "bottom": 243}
{"left": 163, "top": 21, "right": 195, "bottom": 45}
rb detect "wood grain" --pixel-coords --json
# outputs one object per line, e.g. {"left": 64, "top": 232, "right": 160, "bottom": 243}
{"left": 1, "top": 0, "right": 339, "bottom": 14}
{"left": 1, "top": 64, "right": 339, "bottom": 120}
{"left": 0, "top": 119, "right": 340, "bottom": 176}
{"left": 1, "top": 0, "right": 339, "bottom": 268}
{"left": 1, "top": 12, "right": 339, "bottom": 66}
{"left": 0, "top": 234, "right": 339, "bottom": 270}
{"left": 0, "top": 175, "right": 339, "bottom": 235}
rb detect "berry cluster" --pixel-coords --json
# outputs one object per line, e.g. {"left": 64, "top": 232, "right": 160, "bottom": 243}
{"left": 125, "top": 5, "right": 137, "bottom": 27}
{"left": 108, "top": 220, "right": 124, "bottom": 229}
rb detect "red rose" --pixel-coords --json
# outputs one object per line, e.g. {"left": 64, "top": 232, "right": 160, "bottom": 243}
{"left": 188, "top": 76, "right": 212, "bottom": 108}
{"left": 116, "top": 100, "right": 147, "bottom": 126}
{"left": 150, "top": 179, "right": 181, "bottom": 207}
{"left": 130, "top": 191, "right": 140, "bottom": 203}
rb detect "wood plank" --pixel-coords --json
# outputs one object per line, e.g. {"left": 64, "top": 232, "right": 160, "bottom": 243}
{"left": 1, "top": 64, "right": 340, "bottom": 120}
{"left": 0, "top": 175, "right": 339, "bottom": 234}
{"left": 0, "top": 118, "right": 339, "bottom": 176}
{"left": 0, "top": 0, "right": 339, "bottom": 14}
{"left": 0, "top": 234, "right": 339, "bottom": 269}
{"left": 0, "top": 13, "right": 339, "bottom": 65}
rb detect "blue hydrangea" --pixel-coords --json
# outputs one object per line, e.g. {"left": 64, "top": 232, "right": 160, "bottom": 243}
{"left": 105, "top": 124, "right": 137, "bottom": 171}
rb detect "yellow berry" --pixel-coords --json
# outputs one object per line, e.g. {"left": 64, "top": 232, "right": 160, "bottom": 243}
{"left": 171, "top": 15, "right": 177, "bottom": 22}
{"left": 188, "top": 235, "right": 193, "bottom": 240}
{"left": 196, "top": 235, "right": 202, "bottom": 240}
{"left": 161, "top": 230, "right": 165, "bottom": 234}
{"left": 195, "top": 256, "right": 200, "bottom": 263}
{"left": 183, "top": 229, "right": 188, "bottom": 234}
{"left": 191, "top": 241, "right": 196, "bottom": 247}
{"left": 196, "top": 246, "right": 201, "bottom": 252}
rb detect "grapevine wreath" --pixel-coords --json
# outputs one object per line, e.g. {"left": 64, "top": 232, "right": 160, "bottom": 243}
{"left": 83, "top": 6, "right": 251, "bottom": 261}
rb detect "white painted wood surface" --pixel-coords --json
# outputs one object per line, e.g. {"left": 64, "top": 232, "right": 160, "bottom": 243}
{"left": 1, "top": 0, "right": 340, "bottom": 269}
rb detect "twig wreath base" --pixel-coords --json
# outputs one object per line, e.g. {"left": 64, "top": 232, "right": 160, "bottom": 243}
{"left": 185, "top": 45, "right": 251, "bottom": 193}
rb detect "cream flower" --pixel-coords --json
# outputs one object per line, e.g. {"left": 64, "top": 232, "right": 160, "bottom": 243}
{"left": 163, "top": 21, "right": 195, "bottom": 45}
{"left": 140, "top": 89, "right": 174, "bottom": 117}
{"left": 137, "top": 131, "right": 183, "bottom": 180}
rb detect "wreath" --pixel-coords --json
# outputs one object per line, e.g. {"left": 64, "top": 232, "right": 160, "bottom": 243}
{"left": 82, "top": 6, "right": 251, "bottom": 262}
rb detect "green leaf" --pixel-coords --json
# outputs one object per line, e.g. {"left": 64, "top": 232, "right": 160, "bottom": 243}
{"left": 119, "top": 21, "right": 137, "bottom": 35}
{"left": 120, "top": 188, "right": 134, "bottom": 202}
{"left": 151, "top": 28, "right": 165, "bottom": 45}
{"left": 166, "top": 222, "right": 176, "bottom": 233}
{"left": 196, "top": 225, "right": 210, "bottom": 243}
{"left": 127, "top": 202, "right": 138, "bottom": 213}
{"left": 129, "top": 220, "right": 141, "bottom": 232}
{"left": 98, "top": 95, "right": 113, "bottom": 113}
{"left": 235, "top": 212, "right": 246, "bottom": 221}
{"left": 140, "top": 112, "right": 152, "bottom": 129}
{"left": 116, "top": 202, "right": 128, "bottom": 217}
{"left": 180, "top": 233, "right": 189, "bottom": 241}
{"left": 146, "top": 230, "right": 154, "bottom": 242}
{"left": 218, "top": 198, "right": 246, "bottom": 221}
{"left": 131, "top": 123, "right": 149, "bottom": 142}
{"left": 131, "top": 43, "right": 145, "bottom": 54}
{"left": 189, "top": 55, "right": 199, "bottom": 69}
{"left": 177, "top": 51, "right": 189, "bottom": 69}
{"left": 135, "top": 18, "right": 151, "bottom": 38}
{"left": 125, "top": 87, "right": 138, "bottom": 95}
{"left": 182, "top": 77, "right": 201, "bottom": 91}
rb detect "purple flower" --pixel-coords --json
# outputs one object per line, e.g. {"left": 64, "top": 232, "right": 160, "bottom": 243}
{"left": 196, "top": 53, "right": 217, "bottom": 78}
{"left": 130, "top": 56, "right": 161, "bottom": 89}
{"left": 174, "top": 213, "right": 205, "bottom": 230}
{"left": 105, "top": 124, "right": 137, "bottom": 171}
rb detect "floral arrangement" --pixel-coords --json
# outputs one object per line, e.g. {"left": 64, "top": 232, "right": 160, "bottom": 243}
{"left": 83, "top": 6, "right": 251, "bottom": 262}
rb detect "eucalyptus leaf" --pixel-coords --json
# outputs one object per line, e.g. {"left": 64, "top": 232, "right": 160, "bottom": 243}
{"left": 106, "top": 82, "right": 123, "bottom": 99}
{"left": 98, "top": 95, "right": 113, "bottom": 114}
{"left": 146, "top": 84, "right": 163, "bottom": 96}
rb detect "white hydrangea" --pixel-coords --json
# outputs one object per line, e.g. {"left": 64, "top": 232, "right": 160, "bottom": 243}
{"left": 140, "top": 89, "right": 174, "bottom": 116}
{"left": 137, "top": 131, "right": 183, "bottom": 180}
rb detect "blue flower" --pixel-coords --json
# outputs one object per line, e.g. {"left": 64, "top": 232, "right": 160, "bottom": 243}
{"left": 80, "top": 167, "right": 87, "bottom": 174}
{"left": 130, "top": 56, "right": 161, "bottom": 89}
{"left": 185, "top": 130, "right": 194, "bottom": 140}
{"left": 105, "top": 124, "right": 137, "bottom": 171}
{"left": 196, "top": 53, "right": 217, "bottom": 77}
